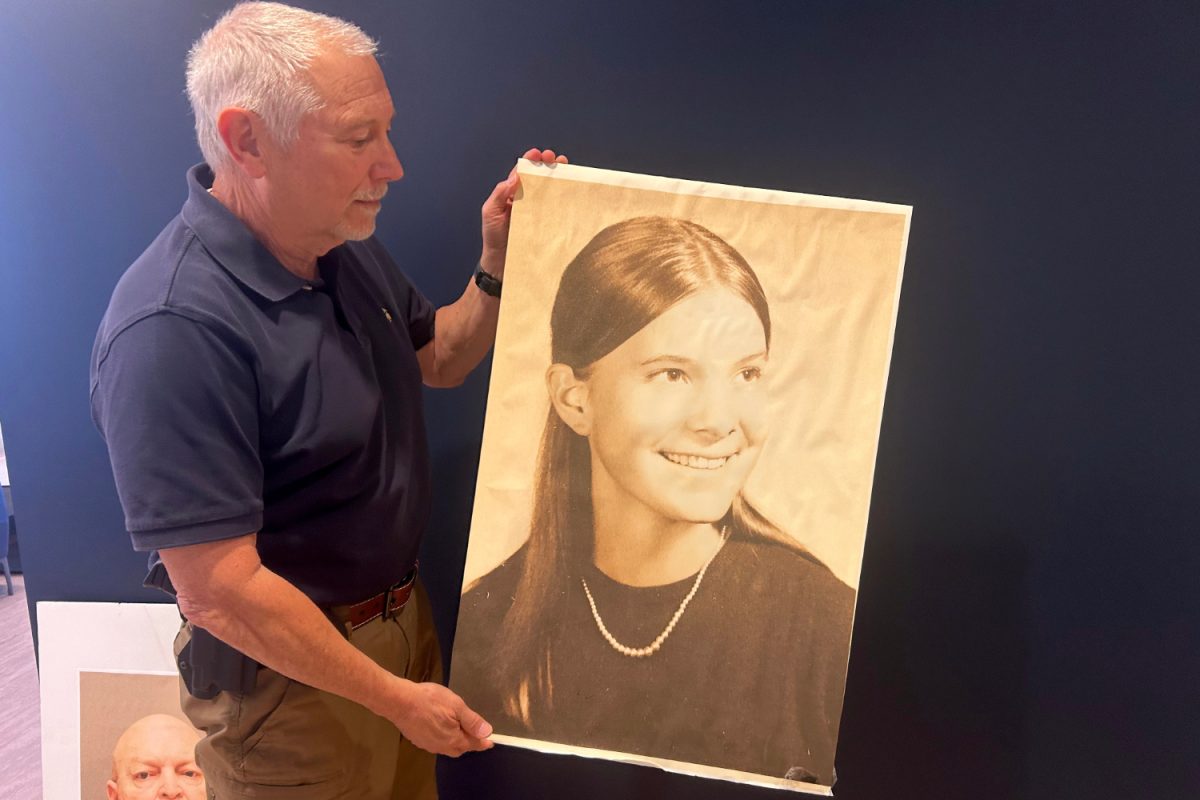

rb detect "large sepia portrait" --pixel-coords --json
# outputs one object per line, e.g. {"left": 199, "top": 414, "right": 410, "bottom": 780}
{"left": 451, "top": 162, "right": 910, "bottom": 793}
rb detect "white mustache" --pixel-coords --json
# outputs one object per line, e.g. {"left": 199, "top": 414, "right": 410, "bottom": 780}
{"left": 354, "top": 187, "right": 388, "bottom": 202}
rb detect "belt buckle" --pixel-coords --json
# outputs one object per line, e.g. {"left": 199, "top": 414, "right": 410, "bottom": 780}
{"left": 380, "top": 567, "right": 415, "bottom": 623}
{"left": 380, "top": 585, "right": 398, "bottom": 622}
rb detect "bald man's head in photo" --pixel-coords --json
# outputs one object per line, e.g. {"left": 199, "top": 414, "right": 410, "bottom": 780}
{"left": 106, "top": 714, "right": 205, "bottom": 800}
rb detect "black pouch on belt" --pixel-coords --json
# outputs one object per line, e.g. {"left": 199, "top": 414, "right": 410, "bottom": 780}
{"left": 176, "top": 625, "right": 259, "bottom": 699}
{"left": 144, "top": 552, "right": 260, "bottom": 699}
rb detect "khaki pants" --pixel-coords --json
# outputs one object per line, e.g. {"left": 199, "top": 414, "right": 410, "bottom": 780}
{"left": 174, "top": 580, "right": 441, "bottom": 800}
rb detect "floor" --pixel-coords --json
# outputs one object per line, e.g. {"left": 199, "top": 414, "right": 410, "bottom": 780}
{"left": 0, "top": 574, "right": 42, "bottom": 800}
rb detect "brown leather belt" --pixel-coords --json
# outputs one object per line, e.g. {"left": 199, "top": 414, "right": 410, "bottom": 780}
{"left": 334, "top": 566, "right": 417, "bottom": 632}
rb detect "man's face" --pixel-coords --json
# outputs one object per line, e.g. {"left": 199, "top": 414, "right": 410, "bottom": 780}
{"left": 106, "top": 715, "right": 205, "bottom": 800}
{"left": 260, "top": 50, "right": 404, "bottom": 254}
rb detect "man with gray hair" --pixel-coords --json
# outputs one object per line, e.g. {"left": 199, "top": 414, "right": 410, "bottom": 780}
{"left": 90, "top": 3, "right": 565, "bottom": 797}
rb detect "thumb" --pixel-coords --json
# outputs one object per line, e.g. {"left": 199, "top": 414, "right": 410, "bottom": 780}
{"left": 457, "top": 702, "right": 493, "bottom": 739}
{"left": 502, "top": 169, "right": 520, "bottom": 200}
{"left": 484, "top": 173, "right": 519, "bottom": 215}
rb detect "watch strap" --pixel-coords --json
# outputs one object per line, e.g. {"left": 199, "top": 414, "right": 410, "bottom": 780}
{"left": 474, "top": 264, "right": 502, "bottom": 298}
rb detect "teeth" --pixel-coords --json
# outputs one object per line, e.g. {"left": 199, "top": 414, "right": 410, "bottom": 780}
{"left": 662, "top": 452, "right": 731, "bottom": 470}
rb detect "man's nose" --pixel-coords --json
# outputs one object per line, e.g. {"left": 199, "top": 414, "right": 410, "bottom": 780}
{"left": 372, "top": 137, "right": 404, "bottom": 183}
{"left": 158, "top": 772, "right": 184, "bottom": 799}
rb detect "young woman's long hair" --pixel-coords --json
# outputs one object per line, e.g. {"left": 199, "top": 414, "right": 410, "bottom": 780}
{"left": 493, "top": 216, "right": 819, "bottom": 726}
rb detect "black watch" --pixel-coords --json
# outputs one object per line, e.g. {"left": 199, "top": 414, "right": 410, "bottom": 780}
{"left": 474, "top": 264, "right": 502, "bottom": 298}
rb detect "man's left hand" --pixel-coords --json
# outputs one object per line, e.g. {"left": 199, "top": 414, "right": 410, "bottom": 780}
{"left": 480, "top": 148, "right": 567, "bottom": 275}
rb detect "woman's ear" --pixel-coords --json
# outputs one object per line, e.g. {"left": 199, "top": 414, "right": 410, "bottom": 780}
{"left": 546, "top": 363, "right": 591, "bottom": 436}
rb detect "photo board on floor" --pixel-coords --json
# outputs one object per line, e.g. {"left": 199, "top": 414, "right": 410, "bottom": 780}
{"left": 38, "top": 602, "right": 204, "bottom": 800}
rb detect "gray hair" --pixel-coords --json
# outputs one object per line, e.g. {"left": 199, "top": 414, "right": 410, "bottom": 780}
{"left": 186, "top": 2, "right": 377, "bottom": 171}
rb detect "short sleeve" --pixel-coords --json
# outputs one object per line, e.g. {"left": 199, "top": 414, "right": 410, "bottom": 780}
{"left": 401, "top": 272, "right": 436, "bottom": 351}
{"left": 91, "top": 312, "right": 263, "bottom": 550}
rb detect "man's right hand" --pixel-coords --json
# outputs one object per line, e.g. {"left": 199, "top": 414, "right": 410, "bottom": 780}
{"left": 388, "top": 679, "right": 494, "bottom": 756}
{"left": 161, "top": 536, "right": 494, "bottom": 758}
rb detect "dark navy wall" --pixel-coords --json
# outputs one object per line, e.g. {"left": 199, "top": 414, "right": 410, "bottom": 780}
{"left": 1, "top": 2, "right": 1197, "bottom": 798}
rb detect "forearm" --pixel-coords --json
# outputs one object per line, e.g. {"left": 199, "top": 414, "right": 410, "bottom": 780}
{"left": 420, "top": 149, "right": 565, "bottom": 388}
{"left": 425, "top": 275, "right": 500, "bottom": 388}
{"left": 179, "top": 560, "right": 407, "bottom": 719}
{"left": 162, "top": 534, "right": 490, "bottom": 756}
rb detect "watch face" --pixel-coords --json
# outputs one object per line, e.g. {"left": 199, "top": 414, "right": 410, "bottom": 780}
{"left": 476, "top": 267, "right": 502, "bottom": 297}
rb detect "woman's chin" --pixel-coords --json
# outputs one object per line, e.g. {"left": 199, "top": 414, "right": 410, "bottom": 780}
{"left": 665, "top": 499, "right": 737, "bottom": 526}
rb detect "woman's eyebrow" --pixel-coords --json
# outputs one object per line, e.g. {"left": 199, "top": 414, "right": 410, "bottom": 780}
{"left": 638, "top": 354, "right": 695, "bottom": 367}
{"left": 735, "top": 351, "right": 768, "bottom": 365}
{"left": 638, "top": 351, "right": 767, "bottom": 367}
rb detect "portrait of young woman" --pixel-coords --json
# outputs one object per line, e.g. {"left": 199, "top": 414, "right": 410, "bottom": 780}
{"left": 452, "top": 214, "right": 858, "bottom": 786}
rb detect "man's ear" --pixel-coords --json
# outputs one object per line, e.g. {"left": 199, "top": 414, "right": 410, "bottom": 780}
{"left": 216, "top": 107, "right": 268, "bottom": 179}
{"left": 106, "top": 778, "right": 120, "bottom": 800}
{"left": 546, "top": 363, "right": 591, "bottom": 436}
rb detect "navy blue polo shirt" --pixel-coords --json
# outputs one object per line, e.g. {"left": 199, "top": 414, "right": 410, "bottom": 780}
{"left": 91, "top": 164, "right": 435, "bottom": 606}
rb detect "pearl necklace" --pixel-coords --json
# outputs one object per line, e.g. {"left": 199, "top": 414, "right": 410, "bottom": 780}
{"left": 581, "top": 529, "right": 729, "bottom": 658}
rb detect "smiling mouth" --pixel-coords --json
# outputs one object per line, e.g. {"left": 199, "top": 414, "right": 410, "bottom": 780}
{"left": 660, "top": 451, "right": 736, "bottom": 470}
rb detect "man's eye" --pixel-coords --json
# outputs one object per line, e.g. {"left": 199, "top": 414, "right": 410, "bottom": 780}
{"left": 134, "top": 772, "right": 151, "bottom": 780}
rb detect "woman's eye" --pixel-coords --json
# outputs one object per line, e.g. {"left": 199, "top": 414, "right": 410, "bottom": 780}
{"left": 651, "top": 368, "right": 686, "bottom": 383}
{"left": 737, "top": 366, "right": 762, "bottom": 382}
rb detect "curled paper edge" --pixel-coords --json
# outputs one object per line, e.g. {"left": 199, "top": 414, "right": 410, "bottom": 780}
{"left": 489, "top": 733, "right": 834, "bottom": 795}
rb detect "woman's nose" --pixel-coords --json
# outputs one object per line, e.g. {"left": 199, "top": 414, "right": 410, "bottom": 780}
{"left": 685, "top": 380, "right": 738, "bottom": 441}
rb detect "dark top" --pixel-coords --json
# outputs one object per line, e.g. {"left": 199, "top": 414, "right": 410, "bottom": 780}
{"left": 90, "top": 164, "right": 436, "bottom": 605}
{"left": 452, "top": 537, "right": 856, "bottom": 785}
